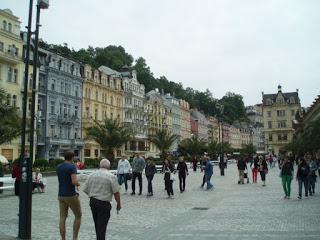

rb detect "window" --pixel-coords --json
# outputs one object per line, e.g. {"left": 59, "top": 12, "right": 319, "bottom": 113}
{"left": 266, "top": 99, "right": 272, "bottom": 105}
{"left": 60, "top": 81, "right": 64, "bottom": 93}
{"left": 268, "top": 121, "right": 272, "bottom": 129}
{"left": 94, "top": 109, "right": 98, "bottom": 120}
{"left": 6, "top": 94, "right": 11, "bottom": 105}
{"left": 110, "top": 96, "right": 113, "bottom": 105}
{"left": 290, "top": 97, "right": 295, "bottom": 104}
{"left": 50, "top": 101, "right": 55, "bottom": 114}
{"left": 3, "top": 20, "right": 7, "bottom": 31}
{"left": 291, "top": 110, "right": 295, "bottom": 116}
{"left": 74, "top": 106, "right": 78, "bottom": 117}
{"left": 12, "top": 95, "right": 17, "bottom": 107}
{"left": 278, "top": 134, "right": 282, "bottom": 141}
{"left": 7, "top": 67, "right": 12, "bottom": 82}
{"left": 50, "top": 125, "right": 55, "bottom": 137}
{"left": 0, "top": 42, "right": 3, "bottom": 51}
{"left": 63, "top": 104, "right": 67, "bottom": 116}
{"left": 268, "top": 134, "right": 273, "bottom": 142}
{"left": 277, "top": 110, "right": 285, "bottom": 117}
{"left": 94, "top": 149, "right": 99, "bottom": 158}
{"left": 51, "top": 79, "right": 55, "bottom": 91}
{"left": 74, "top": 129, "right": 78, "bottom": 139}
{"left": 28, "top": 98, "right": 32, "bottom": 114}
{"left": 96, "top": 91, "right": 98, "bottom": 101}
{"left": 8, "top": 23, "right": 12, "bottom": 32}
{"left": 75, "top": 86, "right": 79, "bottom": 97}
{"left": 277, "top": 120, "right": 286, "bottom": 128}
{"left": 283, "top": 134, "right": 287, "bottom": 141}
{"left": 267, "top": 111, "right": 271, "bottom": 117}
{"left": 84, "top": 149, "right": 90, "bottom": 157}
{"left": 86, "top": 106, "right": 90, "bottom": 119}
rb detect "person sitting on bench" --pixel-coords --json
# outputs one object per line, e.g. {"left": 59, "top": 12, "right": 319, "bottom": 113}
{"left": 33, "top": 168, "right": 45, "bottom": 193}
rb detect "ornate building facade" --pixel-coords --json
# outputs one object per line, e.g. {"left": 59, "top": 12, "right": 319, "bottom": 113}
{"left": 262, "top": 85, "right": 301, "bottom": 155}
{"left": 0, "top": 9, "right": 24, "bottom": 161}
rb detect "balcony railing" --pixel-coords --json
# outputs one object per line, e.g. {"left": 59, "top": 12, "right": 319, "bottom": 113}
{"left": 0, "top": 48, "right": 21, "bottom": 64}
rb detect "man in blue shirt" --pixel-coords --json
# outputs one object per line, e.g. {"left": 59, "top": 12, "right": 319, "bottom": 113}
{"left": 56, "top": 151, "right": 81, "bottom": 240}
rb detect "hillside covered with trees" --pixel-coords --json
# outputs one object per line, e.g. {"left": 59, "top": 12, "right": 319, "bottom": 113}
{"left": 38, "top": 42, "right": 248, "bottom": 124}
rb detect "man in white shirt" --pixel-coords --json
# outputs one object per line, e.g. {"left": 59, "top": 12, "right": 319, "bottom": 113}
{"left": 83, "top": 159, "right": 121, "bottom": 240}
{"left": 117, "top": 155, "right": 131, "bottom": 192}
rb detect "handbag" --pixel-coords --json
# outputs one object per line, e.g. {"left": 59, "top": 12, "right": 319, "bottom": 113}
{"left": 170, "top": 174, "right": 175, "bottom": 181}
{"left": 126, "top": 173, "right": 132, "bottom": 180}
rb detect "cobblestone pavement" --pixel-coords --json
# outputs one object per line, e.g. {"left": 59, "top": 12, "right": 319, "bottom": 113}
{"left": 1, "top": 163, "right": 320, "bottom": 240}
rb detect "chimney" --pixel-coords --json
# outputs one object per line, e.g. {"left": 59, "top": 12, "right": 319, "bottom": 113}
{"left": 278, "top": 84, "right": 282, "bottom": 92}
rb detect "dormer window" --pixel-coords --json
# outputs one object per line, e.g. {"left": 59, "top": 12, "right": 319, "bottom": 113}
{"left": 290, "top": 97, "right": 295, "bottom": 104}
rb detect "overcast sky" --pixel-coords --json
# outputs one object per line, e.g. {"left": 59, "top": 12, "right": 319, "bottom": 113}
{"left": 2, "top": 0, "right": 320, "bottom": 107}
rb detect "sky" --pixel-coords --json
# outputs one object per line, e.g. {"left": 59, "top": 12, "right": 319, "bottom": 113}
{"left": 2, "top": 0, "right": 320, "bottom": 107}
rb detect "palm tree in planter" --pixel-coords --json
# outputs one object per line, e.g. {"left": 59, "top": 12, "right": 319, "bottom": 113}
{"left": 178, "top": 136, "right": 207, "bottom": 159}
{"left": 85, "top": 118, "right": 133, "bottom": 162}
{"left": 148, "top": 129, "right": 178, "bottom": 159}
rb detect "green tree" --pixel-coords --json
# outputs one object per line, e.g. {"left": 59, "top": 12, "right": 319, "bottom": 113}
{"left": 178, "top": 136, "right": 207, "bottom": 158}
{"left": 85, "top": 118, "right": 133, "bottom": 161}
{"left": 0, "top": 89, "right": 22, "bottom": 145}
{"left": 207, "top": 140, "right": 218, "bottom": 159}
{"left": 217, "top": 142, "right": 232, "bottom": 155}
{"left": 219, "top": 92, "right": 247, "bottom": 124}
{"left": 148, "top": 129, "right": 178, "bottom": 159}
{"left": 241, "top": 143, "right": 257, "bottom": 156}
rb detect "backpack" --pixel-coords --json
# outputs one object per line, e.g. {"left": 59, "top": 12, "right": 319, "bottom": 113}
{"left": 300, "top": 166, "right": 308, "bottom": 177}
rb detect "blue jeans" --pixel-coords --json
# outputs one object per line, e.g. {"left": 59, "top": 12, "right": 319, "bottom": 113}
{"left": 146, "top": 175, "right": 154, "bottom": 193}
{"left": 118, "top": 174, "right": 128, "bottom": 191}
{"left": 205, "top": 174, "right": 213, "bottom": 189}
{"left": 298, "top": 177, "right": 308, "bottom": 197}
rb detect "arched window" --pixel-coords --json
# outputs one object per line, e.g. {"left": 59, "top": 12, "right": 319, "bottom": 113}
{"left": 3, "top": 20, "right": 7, "bottom": 30}
{"left": 8, "top": 22, "right": 12, "bottom": 32}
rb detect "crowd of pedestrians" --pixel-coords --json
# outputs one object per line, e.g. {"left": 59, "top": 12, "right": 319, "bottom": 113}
{"left": 13, "top": 149, "right": 313, "bottom": 240}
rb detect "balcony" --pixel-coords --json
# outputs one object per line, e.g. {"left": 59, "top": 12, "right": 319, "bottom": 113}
{"left": 47, "top": 137, "right": 72, "bottom": 145}
{"left": 0, "top": 48, "right": 21, "bottom": 64}
{"left": 58, "top": 115, "right": 79, "bottom": 125}
{"left": 72, "top": 138, "right": 84, "bottom": 147}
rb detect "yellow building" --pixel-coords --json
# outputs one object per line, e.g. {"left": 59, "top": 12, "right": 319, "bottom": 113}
{"left": 145, "top": 90, "right": 172, "bottom": 157}
{"left": 0, "top": 9, "right": 25, "bottom": 161}
{"left": 179, "top": 99, "right": 191, "bottom": 140}
{"left": 262, "top": 85, "right": 301, "bottom": 155}
{"left": 82, "top": 64, "right": 124, "bottom": 159}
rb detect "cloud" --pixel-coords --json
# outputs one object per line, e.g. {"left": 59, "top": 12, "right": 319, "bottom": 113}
{"left": 2, "top": 0, "right": 320, "bottom": 106}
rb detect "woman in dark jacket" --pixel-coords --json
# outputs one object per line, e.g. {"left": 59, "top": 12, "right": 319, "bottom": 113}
{"left": 176, "top": 156, "right": 188, "bottom": 193}
{"left": 163, "top": 159, "right": 175, "bottom": 198}
{"left": 296, "top": 158, "right": 310, "bottom": 199}
{"left": 145, "top": 158, "right": 156, "bottom": 196}
{"left": 280, "top": 156, "right": 294, "bottom": 199}
{"left": 258, "top": 156, "right": 268, "bottom": 187}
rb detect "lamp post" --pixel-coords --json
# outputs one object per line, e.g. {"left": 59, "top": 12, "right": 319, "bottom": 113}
{"left": 217, "top": 104, "right": 225, "bottom": 175}
{"left": 19, "top": 1, "right": 49, "bottom": 239}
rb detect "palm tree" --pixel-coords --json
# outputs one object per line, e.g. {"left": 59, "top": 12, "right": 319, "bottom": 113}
{"left": 148, "top": 129, "right": 178, "bottom": 159}
{"left": 0, "top": 88, "right": 22, "bottom": 145}
{"left": 85, "top": 118, "right": 133, "bottom": 161}
{"left": 178, "top": 136, "right": 207, "bottom": 158}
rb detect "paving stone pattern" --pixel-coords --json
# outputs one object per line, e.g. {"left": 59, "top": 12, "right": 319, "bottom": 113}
{"left": 0, "top": 163, "right": 320, "bottom": 240}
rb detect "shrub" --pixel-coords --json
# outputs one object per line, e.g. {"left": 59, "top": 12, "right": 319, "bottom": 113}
{"left": 84, "top": 158, "right": 100, "bottom": 168}
{"left": 33, "top": 159, "right": 49, "bottom": 168}
{"left": 49, "top": 159, "right": 64, "bottom": 168}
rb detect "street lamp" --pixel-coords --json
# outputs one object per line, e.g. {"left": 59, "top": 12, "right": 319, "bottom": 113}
{"left": 19, "top": 1, "right": 49, "bottom": 239}
{"left": 217, "top": 104, "right": 225, "bottom": 175}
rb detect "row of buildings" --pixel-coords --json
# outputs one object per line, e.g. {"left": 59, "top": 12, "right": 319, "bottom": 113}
{"left": 0, "top": 9, "right": 305, "bottom": 161}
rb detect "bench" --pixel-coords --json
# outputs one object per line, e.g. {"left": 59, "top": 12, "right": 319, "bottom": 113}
{"left": 0, "top": 177, "right": 15, "bottom": 191}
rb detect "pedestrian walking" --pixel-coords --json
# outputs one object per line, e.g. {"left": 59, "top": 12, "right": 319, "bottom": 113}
{"left": 163, "top": 159, "right": 175, "bottom": 198}
{"left": 308, "top": 155, "right": 317, "bottom": 196}
{"left": 296, "top": 157, "right": 310, "bottom": 199}
{"left": 204, "top": 155, "right": 213, "bottom": 190}
{"left": 83, "top": 159, "right": 121, "bottom": 240}
{"left": 259, "top": 156, "right": 268, "bottom": 187}
{"left": 131, "top": 153, "right": 145, "bottom": 195}
{"left": 251, "top": 156, "right": 259, "bottom": 184}
{"left": 192, "top": 156, "right": 197, "bottom": 172}
{"left": 0, "top": 162, "right": 5, "bottom": 194}
{"left": 177, "top": 156, "right": 188, "bottom": 193}
{"left": 200, "top": 156, "right": 206, "bottom": 188}
{"left": 145, "top": 158, "right": 156, "bottom": 196}
{"left": 117, "top": 155, "right": 131, "bottom": 192}
{"left": 56, "top": 151, "right": 81, "bottom": 240}
{"left": 279, "top": 156, "right": 294, "bottom": 199}
{"left": 237, "top": 157, "right": 247, "bottom": 184}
